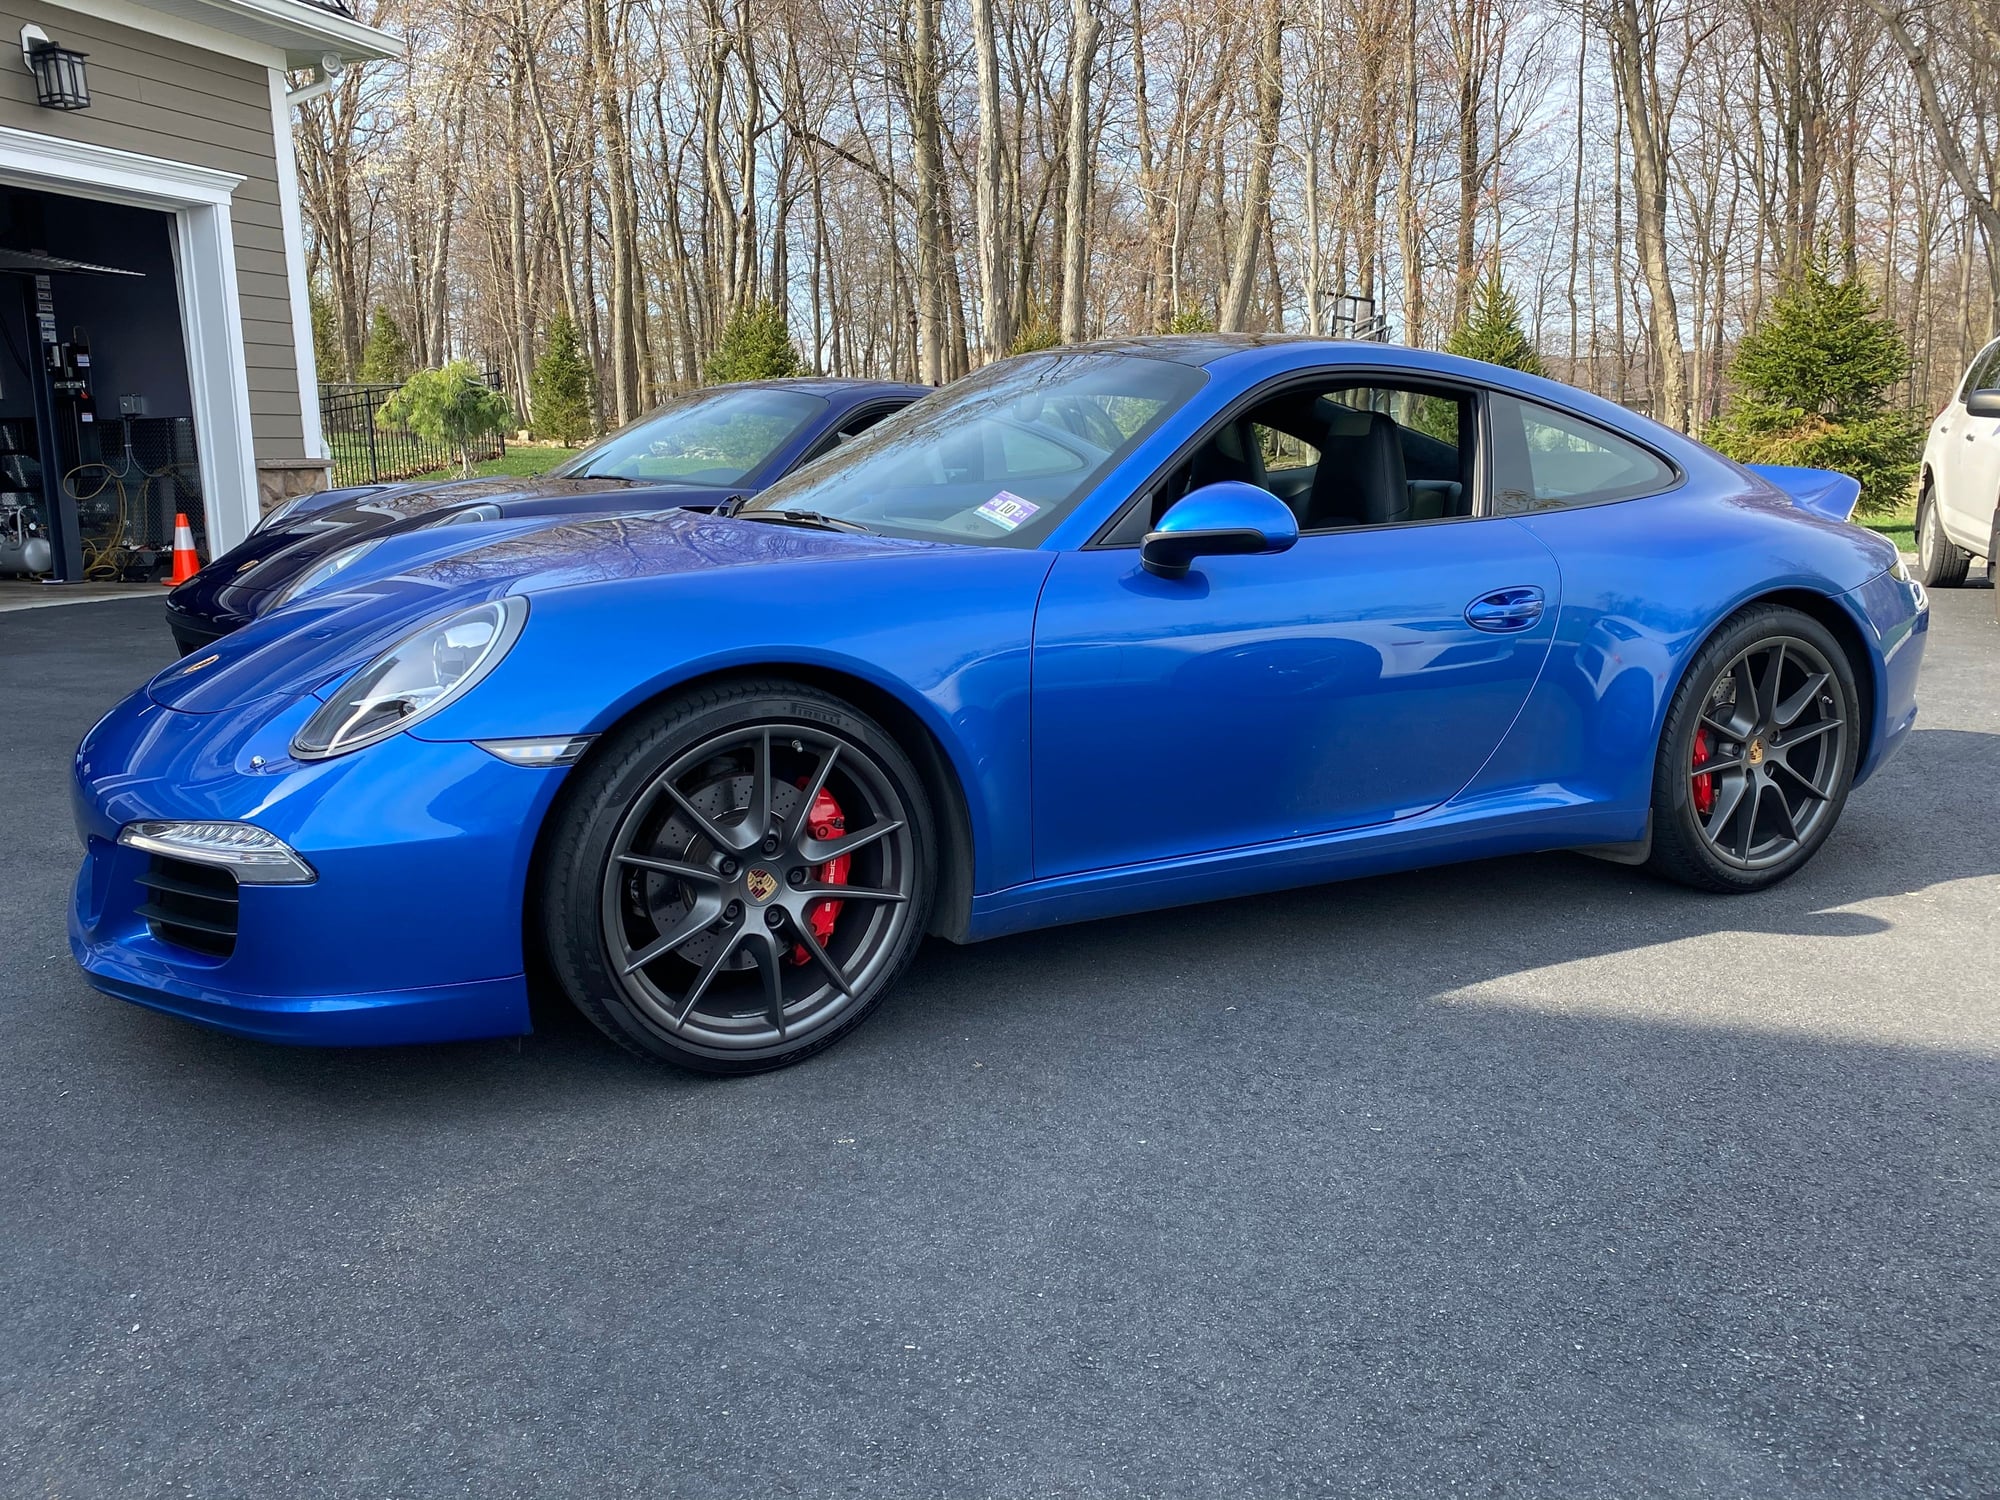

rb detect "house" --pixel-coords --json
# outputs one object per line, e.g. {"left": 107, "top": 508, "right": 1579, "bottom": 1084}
{"left": 0, "top": 0, "right": 397, "bottom": 583}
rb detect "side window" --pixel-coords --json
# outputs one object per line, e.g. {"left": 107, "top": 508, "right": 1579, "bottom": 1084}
{"left": 1488, "top": 393, "right": 1677, "bottom": 514}
{"left": 1250, "top": 421, "right": 1318, "bottom": 474}
{"left": 837, "top": 405, "right": 897, "bottom": 442}
{"left": 1962, "top": 340, "right": 2000, "bottom": 401}
{"left": 1117, "top": 377, "right": 1479, "bottom": 542}
{"left": 1305, "top": 384, "right": 1475, "bottom": 530}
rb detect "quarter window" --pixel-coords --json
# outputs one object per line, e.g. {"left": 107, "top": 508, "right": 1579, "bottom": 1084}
{"left": 1488, "top": 393, "right": 1676, "bottom": 513}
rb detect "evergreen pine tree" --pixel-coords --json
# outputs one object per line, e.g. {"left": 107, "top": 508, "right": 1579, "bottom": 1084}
{"left": 357, "top": 308, "right": 413, "bottom": 385}
{"left": 1009, "top": 322, "right": 1061, "bottom": 354}
{"left": 529, "top": 313, "right": 593, "bottom": 444}
{"left": 1160, "top": 306, "right": 1216, "bottom": 334}
{"left": 1445, "top": 275, "right": 1546, "bottom": 375}
{"left": 309, "top": 285, "right": 344, "bottom": 382}
{"left": 705, "top": 301, "right": 802, "bottom": 382}
{"left": 1707, "top": 254, "right": 1920, "bottom": 513}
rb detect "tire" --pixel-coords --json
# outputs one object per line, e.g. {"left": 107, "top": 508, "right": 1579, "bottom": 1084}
{"left": 539, "top": 679, "right": 935, "bottom": 1073}
{"left": 1645, "top": 604, "right": 1858, "bottom": 893}
{"left": 1915, "top": 484, "right": 1971, "bottom": 587}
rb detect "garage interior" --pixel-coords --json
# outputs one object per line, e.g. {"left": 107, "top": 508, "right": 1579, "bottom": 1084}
{"left": 0, "top": 185, "right": 202, "bottom": 590}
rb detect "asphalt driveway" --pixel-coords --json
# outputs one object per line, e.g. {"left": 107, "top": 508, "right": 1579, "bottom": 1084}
{"left": 2, "top": 589, "right": 1995, "bottom": 1499}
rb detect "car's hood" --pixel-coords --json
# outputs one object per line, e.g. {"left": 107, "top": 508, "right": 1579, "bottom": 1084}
{"left": 176, "top": 476, "right": 744, "bottom": 622}
{"left": 148, "top": 510, "right": 944, "bottom": 715}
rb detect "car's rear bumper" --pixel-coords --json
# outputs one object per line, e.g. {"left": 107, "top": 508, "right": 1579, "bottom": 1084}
{"left": 1842, "top": 567, "right": 1928, "bottom": 787}
{"left": 70, "top": 689, "right": 560, "bottom": 1046}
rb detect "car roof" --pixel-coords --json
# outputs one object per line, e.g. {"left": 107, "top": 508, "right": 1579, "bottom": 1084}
{"left": 712, "top": 377, "right": 930, "bottom": 400}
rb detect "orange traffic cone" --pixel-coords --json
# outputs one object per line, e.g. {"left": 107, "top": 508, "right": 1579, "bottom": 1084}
{"left": 163, "top": 512, "right": 201, "bottom": 586}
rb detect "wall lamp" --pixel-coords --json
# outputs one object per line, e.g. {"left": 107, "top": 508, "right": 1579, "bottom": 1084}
{"left": 21, "top": 25, "right": 89, "bottom": 112}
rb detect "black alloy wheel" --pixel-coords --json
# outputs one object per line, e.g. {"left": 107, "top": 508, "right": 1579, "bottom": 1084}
{"left": 541, "top": 680, "right": 933, "bottom": 1072}
{"left": 1647, "top": 605, "right": 1858, "bottom": 893}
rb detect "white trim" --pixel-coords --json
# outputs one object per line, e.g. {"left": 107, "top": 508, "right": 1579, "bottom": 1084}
{"left": 268, "top": 67, "right": 324, "bottom": 460}
{"left": 0, "top": 126, "right": 260, "bottom": 552}
{"left": 0, "top": 125, "right": 242, "bottom": 207}
{"left": 41, "top": 0, "right": 400, "bottom": 67}
{"left": 40, "top": 0, "right": 287, "bottom": 70}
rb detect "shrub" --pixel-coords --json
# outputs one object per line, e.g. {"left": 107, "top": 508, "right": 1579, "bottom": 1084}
{"left": 706, "top": 301, "right": 802, "bottom": 383}
{"left": 377, "top": 361, "right": 513, "bottom": 477}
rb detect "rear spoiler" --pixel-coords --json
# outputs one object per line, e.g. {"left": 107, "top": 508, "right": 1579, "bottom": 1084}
{"left": 1745, "top": 464, "right": 1862, "bottom": 523}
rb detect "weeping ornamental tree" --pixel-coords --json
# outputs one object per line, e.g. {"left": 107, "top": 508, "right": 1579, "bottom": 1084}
{"left": 378, "top": 361, "right": 513, "bottom": 477}
{"left": 529, "top": 314, "right": 593, "bottom": 445}
{"left": 1707, "top": 257, "right": 1922, "bottom": 514}
{"left": 705, "top": 302, "right": 801, "bottom": 383}
{"left": 1445, "top": 275, "right": 1546, "bottom": 375}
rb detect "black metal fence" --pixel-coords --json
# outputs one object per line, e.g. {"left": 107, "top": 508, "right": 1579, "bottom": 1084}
{"left": 319, "top": 370, "right": 508, "bottom": 489}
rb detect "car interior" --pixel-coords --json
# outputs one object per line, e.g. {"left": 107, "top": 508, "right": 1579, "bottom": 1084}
{"left": 1112, "top": 380, "right": 1477, "bottom": 542}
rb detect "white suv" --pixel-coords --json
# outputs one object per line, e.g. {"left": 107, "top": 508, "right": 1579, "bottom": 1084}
{"left": 1918, "top": 337, "right": 2000, "bottom": 592}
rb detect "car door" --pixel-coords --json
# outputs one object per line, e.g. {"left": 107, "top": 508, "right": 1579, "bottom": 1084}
{"left": 1939, "top": 341, "right": 2000, "bottom": 547}
{"left": 1028, "top": 376, "right": 1560, "bottom": 879}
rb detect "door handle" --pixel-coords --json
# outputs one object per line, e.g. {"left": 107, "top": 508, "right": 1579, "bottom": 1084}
{"left": 1466, "top": 585, "right": 1546, "bottom": 633}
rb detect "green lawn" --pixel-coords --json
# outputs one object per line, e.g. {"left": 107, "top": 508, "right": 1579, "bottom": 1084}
{"left": 1858, "top": 498, "right": 1916, "bottom": 554}
{"left": 400, "top": 446, "right": 576, "bottom": 485}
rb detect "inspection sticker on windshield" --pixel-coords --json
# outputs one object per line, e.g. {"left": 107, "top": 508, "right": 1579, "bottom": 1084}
{"left": 975, "top": 492, "right": 1040, "bottom": 531}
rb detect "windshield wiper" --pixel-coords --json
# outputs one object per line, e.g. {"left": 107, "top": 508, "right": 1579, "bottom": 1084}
{"left": 736, "top": 508, "right": 873, "bottom": 534}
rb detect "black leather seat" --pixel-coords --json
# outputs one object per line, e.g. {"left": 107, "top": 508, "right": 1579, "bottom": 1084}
{"left": 1184, "top": 420, "right": 1266, "bottom": 492}
{"left": 1300, "top": 410, "right": 1410, "bottom": 530}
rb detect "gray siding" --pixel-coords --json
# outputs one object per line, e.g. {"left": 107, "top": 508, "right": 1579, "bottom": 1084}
{"left": 0, "top": 1, "right": 304, "bottom": 461}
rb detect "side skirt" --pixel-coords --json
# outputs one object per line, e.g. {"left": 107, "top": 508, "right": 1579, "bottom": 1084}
{"left": 962, "top": 797, "right": 1644, "bottom": 943}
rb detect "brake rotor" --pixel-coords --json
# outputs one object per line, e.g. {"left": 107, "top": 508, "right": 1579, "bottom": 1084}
{"left": 630, "top": 771, "right": 805, "bottom": 972}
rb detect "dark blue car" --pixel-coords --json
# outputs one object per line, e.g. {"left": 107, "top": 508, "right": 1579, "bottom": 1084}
{"left": 77, "top": 338, "right": 1926, "bottom": 1074}
{"left": 164, "top": 378, "right": 925, "bottom": 654}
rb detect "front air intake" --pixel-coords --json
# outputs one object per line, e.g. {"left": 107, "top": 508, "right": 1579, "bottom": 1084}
{"left": 134, "top": 856, "right": 239, "bottom": 958}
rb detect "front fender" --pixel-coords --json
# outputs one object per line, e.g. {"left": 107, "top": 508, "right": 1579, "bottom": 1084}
{"left": 410, "top": 548, "right": 1056, "bottom": 894}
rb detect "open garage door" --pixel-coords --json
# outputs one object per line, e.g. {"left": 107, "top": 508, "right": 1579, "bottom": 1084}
{"left": 0, "top": 190, "right": 204, "bottom": 585}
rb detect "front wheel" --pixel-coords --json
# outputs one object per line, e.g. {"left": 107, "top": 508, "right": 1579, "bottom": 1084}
{"left": 1916, "top": 484, "right": 1971, "bottom": 587}
{"left": 540, "top": 680, "right": 935, "bottom": 1073}
{"left": 1646, "top": 605, "right": 1858, "bottom": 893}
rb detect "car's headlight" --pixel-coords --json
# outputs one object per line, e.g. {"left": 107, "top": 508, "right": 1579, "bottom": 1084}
{"left": 272, "top": 537, "right": 384, "bottom": 609}
{"left": 291, "top": 598, "right": 526, "bottom": 760}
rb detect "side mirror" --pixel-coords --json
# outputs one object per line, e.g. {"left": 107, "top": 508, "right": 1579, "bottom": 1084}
{"left": 1966, "top": 389, "right": 2000, "bottom": 418}
{"left": 1142, "top": 482, "right": 1300, "bottom": 579}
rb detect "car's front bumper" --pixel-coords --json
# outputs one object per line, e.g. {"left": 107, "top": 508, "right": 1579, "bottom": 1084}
{"left": 162, "top": 596, "right": 237, "bottom": 656}
{"left": 70, "top": 689, "right": 564, "bottom": 1046}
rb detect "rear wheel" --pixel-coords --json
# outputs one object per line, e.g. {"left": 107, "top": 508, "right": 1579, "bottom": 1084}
{"left": 540, "top": 680, "right": 934, "bottom": 1073}
{"left": 1646, "top": 605, "right": 1857, "bottom": 893}
{"left": 1915, "top": 483, "right": 1971, "bottom": 587}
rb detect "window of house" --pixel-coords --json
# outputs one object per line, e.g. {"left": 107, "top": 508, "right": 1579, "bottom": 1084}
{"left": 1487, "top": 393, "right": 1677, "bottom": 513}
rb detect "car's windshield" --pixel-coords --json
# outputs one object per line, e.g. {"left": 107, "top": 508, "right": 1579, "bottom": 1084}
{"left": 554, "top": 387, "right": 829, "bottom": 485}
{"left": 740, "top": 351, "right": 1206, "bottom": 545}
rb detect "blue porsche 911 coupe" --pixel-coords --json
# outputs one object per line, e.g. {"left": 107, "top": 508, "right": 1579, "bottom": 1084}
{"left": 163, "top": 377, "right": 923, "bottom": 654}
{"left": 72, "top": 337, "right": 1927, "bottom": 1073}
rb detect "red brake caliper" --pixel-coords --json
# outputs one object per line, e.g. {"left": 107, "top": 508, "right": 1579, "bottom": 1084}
{"left": 1691, "top": 726, "right": 1715, "bottom": 815}
{"left": 790, "top": 780, "right": 848, "bottom": 965}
